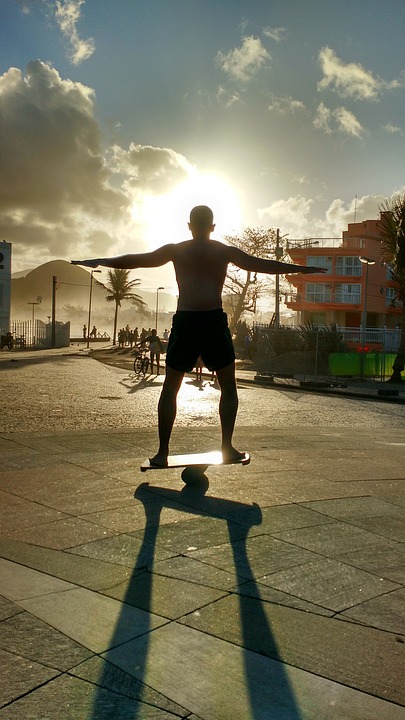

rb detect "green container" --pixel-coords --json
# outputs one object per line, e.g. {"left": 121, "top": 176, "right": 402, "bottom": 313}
{"left": 329, "top": 353, "right": 379, "bottom": 377}
{"left": 329, "top": 353, "right": 358, "bottom": 376}
{"left": 376, "top": 353, "right": 405, "bottom": 378}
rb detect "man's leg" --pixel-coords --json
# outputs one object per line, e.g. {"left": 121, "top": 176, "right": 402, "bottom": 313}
{"left": 149, "top": 366, "right": 184, "bottom": 466}
{"left": 215, "top": 362, "right": 245, "bottom": 462}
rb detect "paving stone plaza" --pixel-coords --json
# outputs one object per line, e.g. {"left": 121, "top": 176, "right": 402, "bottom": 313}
{"left": 0, "top": 349, "right": 405, "bottom": 718}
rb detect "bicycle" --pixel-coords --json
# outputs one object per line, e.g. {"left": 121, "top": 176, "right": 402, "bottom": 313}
{"left": 133, "top": 344, "right": 150, "bottom": 376}
{"left": 1, "top": 333, "right": 13, "bottom": 350}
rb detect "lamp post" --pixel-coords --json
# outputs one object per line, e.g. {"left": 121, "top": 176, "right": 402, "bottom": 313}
{"left": 27, "top": 296, "right": 41, "bottom": 346}
{"left": 274, "top": 230, "right": 288, "bottom": 328}
{"left": 359, "top": 256, "right": 376, "bottom": 378}
{"left": 87, "top": 269, "right": 101, "bottom": 349}
{"left": 155, "top": 286, "right": 164, "bottom": 331}
{"left": 51, "top": 276, "right": 57, "bottom": 348}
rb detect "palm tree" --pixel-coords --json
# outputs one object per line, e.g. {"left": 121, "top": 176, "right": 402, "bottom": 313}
{"left": 378, "top": 194, "right": 405, "bottom": 383}
{"left": 105, "top": 269, "right": 145, "bottom": 345}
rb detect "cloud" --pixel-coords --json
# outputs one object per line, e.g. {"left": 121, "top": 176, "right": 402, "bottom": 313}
{"left": 291, "top": 174, "right": 310, "bottom": 185}
{"left": 325, "top": 195, "right": 384, "bottom": 235}
{"left": 216, "top": 85, "right": 244, "bottom": 107}
{"left": 0, "top": 62, "right": 122, "bottom": 217}
{"left": 55, "top": 0, "right": 95, "bottom": 64}
{"left": 0, "top": 61, "right": 195, "bottom": 267}
{"left": 383, "top": 122, "right": 403, "bottom": 135}
{"left": 0, "top": 61, "right": 126, "bottom": 260}
{"left": 313, "top": 102, "right": 332, "bottom": 133}
{"left": 318, "top": 47, "right": 381, "bottom": 100}
{"left": 257, "top": 193, "right": 385, "bottom": 240}
{"left": 263, "top": 26, "right": 286, "bottom": 42}
{"left": 267, "top": 93, "right": 306, "bottom": 115}
{"left": 313, "top": 102, "right": 363, "bottom": 137}
{"left": 106, "top": 143, "right": 193, "bottom": 194}
{"left": 258, "top": 195, "right": 315, "bottom": 237}
{"left": 333, "top": 106, "right": 363, "bottom": 137}
{"left": 216, "top": 36, "right": 270, "bottom": 83}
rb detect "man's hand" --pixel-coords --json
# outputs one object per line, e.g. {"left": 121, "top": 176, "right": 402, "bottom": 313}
{"left": 71, "top": 259, "right": 100, "bottom": 268}
{"left": 304, "top": 266, "right": 327, "bottom": 274}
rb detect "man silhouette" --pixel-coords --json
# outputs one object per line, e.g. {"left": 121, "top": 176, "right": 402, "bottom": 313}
{"left": 72, "top": 205, "right": 325, "bottom": 466}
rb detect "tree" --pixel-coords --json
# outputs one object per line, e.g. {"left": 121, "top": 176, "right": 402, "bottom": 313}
{"left": 378, "top": 194, "right": 405, "bottom": 383}
{"left": 62, "top": 304, "right": 86, "bottom": 321}
{"left": 105, "top": 269, "right": 145, "bottom": 345}
{"left": 223, "top": 227, "right": 283, "bottom": 332}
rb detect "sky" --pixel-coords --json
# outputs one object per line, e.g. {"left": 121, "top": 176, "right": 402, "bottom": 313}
{"left": 2, "top": 0, "right": 405, "bottom": 293}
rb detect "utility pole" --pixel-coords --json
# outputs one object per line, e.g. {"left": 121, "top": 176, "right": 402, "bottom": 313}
{"left": 87, "top": 270, "right": 101, "bottom": 349}
{"left": 274, "top": 229, "right": 283, "bottom": 328}
{"left": 155, "top": 286, "right": 164, "bottom": 331}
{"left": 51, "top": 276, "right": 57, "bottom": 347}
{"left": 359, "top": 256, "right": 376, "bottom": 379}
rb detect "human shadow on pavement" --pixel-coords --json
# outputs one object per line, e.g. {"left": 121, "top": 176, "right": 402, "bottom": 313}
{"left": 119, "top": 374, "right": 162, "bottom": 394}
{"left": 90, "top": 479, "right": 303, "bottom": 719}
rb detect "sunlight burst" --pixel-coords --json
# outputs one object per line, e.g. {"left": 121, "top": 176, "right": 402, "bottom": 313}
{"left": 132, "top": 171, "right": 243, "bottom": 250}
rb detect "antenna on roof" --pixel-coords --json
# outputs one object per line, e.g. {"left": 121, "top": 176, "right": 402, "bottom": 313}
{"left": 353, "top": 194, "right": 358, "bottom": 223}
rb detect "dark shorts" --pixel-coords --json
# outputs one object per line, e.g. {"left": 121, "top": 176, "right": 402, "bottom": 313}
{"left": 166, "top": 309, "right": 235, "bottom": 373}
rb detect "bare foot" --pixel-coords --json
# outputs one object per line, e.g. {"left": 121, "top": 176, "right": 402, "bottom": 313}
{"left": 149, "top": 453, "right": 168, "bottom": 468}
{"left": 221, "top": 446, "right": 247, "bottom": 464}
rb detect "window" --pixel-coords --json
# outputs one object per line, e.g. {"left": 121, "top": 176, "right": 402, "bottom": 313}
{"left": 305, "top": 282, "right": 332, "bottom": 302}
{"left": 335, "top": 283, "right": 361, "bottom": 303}
{"left": 385, "top": 287, "right": 402, "bottom": 308}
{"left": 308, "top": 256, "right": 332, "bottom": 273}
{"left": 335, "top": 256, "right": 362, "bottom": 276}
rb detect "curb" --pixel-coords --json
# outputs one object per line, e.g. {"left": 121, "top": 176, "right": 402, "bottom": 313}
{"left": 250, "top": 373, "right": 405, "bottom": 404}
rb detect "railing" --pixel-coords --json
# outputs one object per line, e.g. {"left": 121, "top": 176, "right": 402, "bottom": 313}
{"left": 337, "top": 326, "right": 400, "bottom": 352}
{"left": 3, "top": 320, "right": 70, "bottom": 348}
{"left": 287, "top": 237, "right": 368, "bottom": 250}
{"left": 286, "top": 291, "right": 362, "bottom": 305}
{"left": 287, "top": 290, "right": 402, "bottom": 309}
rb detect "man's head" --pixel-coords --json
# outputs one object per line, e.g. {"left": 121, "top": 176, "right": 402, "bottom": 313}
{"left": 189, "top": 205, "right": 215, "bottom": 237}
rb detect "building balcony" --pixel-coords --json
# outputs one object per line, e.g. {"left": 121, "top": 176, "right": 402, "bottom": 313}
{"left": 285, "top": 292, "right": 362, "bottom": 308}
{"left": 286, "top": 237, "right": 368, "bottom": 250}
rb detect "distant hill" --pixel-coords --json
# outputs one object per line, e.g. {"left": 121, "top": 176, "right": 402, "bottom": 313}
{"left": 11, "top": 260, "right": 176, "bottom": 335}
{"left": 11, "top": 261, "right": 109, "bottom": 318}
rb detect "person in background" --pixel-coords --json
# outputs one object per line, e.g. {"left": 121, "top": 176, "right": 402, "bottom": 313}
{"left": 142, "top": 328, "right": 164, "bottom": 374}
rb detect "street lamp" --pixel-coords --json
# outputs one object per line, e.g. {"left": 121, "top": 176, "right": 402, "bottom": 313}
{"left": 87, "top": 269, "right": 101, "bottom": 349}
{"left": 359, "top": 256, "right": 376, "bottom": 377}
{"left": 274, "top": 230, "right": 288, "bottom": 328}
{"left": 155, "top": 287, "right": 164, "bottom": 331}
{"left": 27, "top": 296, "right": 41, "bottom": 346}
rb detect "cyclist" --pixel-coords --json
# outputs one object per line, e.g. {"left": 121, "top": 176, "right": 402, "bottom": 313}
{"left": 142, "top": 328, "right": 164, "bottom": 375}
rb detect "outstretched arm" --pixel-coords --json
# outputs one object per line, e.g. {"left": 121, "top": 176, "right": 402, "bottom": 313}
{"left": 226, "top": 246, "right": 326, "bottom": 274}
{"left": 71, "top": 244, "right": 175, "bottom": 269}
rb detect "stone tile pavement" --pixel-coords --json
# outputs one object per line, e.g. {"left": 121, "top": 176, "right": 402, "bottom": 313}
{"left": 0, "top": 424, "right": 405, "bottom": 719}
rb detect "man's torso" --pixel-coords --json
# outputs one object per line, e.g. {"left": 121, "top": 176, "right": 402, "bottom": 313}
{"left": 171, "top": 239, "right": 229, "bottom": 311}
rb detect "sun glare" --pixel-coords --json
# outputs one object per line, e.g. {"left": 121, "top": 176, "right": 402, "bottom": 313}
{"left": 135, "top": 171, "right": 243, "bottom": 250}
